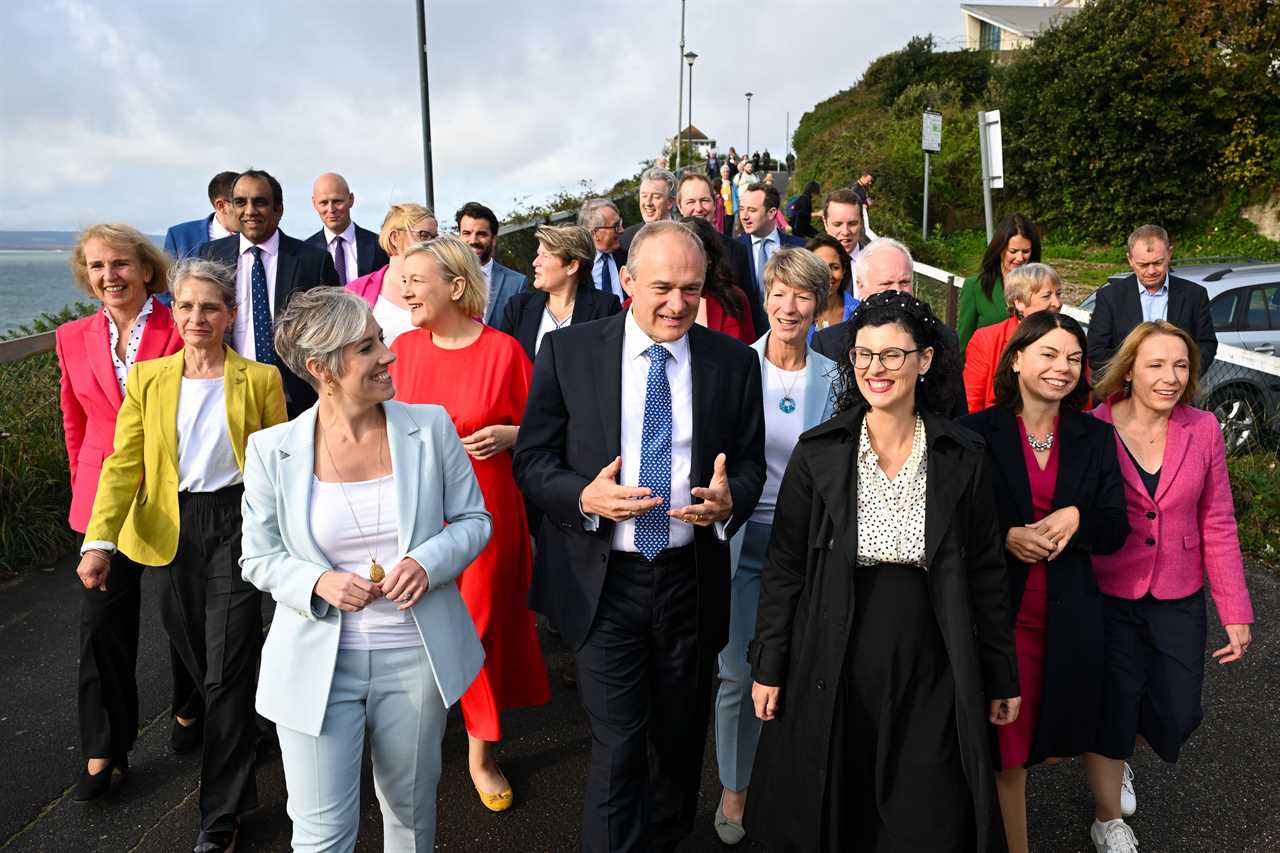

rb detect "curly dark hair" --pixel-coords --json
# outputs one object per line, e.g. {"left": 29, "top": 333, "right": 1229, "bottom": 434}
{"left": 992, "top": 312, "right": 1089, "bottom": 413}
{"left": 680, "top": 215, "right": 745, "bottom": 321}
{"left": 833, "top": 291, "right": 961, "bottom": 416}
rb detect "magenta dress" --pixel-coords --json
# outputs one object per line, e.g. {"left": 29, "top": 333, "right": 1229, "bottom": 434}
{"left": 997, "top": 417, "right": 1060, "bottom": 769}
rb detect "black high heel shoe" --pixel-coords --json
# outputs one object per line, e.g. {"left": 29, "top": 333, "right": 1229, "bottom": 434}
{"left": 72, "top": 754, "right": 128, "bottom": 802}
{"left": 171, "top": 716, "right": 202, "bottom": 755}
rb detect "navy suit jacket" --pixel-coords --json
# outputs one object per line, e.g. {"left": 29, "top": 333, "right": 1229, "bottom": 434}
{"left": 484, "top": 261, "right": 529, "bottom": 326}
{"left": 1086, "top": 272, "right": 1217, "bottom": 376}
{"left": 494, "top": 287, "right": 622, "bottom": 362}
{"left": 305, "top": 223, "right": 390, "bottom": 279}
{"left": 199, "top": 231, "right": 339, "bottom": 416}
{"left": 736, "top": 230, "right": 805, "bottom": 334}
{"left": 164, "top": 215, "right": 213, "bottom": 260}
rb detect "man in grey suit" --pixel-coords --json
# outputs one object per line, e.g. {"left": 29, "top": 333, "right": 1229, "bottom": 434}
{"left": 456, "top": 202, "right": 527, "bottom": 325}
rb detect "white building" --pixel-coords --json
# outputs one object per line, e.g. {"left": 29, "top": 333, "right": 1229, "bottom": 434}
{"left": 961, "top": 1, "right": 1082, "bottom": 51}
{"left": 668, "top": 125, "right": 717, "bottom": 159}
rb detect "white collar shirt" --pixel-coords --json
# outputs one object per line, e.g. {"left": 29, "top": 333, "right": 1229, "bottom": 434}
{"left": 233, "top": 230, "right": 281, "bottom": 363}
{"left": 104, "top": 295, "right": 156, "bottom": 397}
{"left": 324, "top": 221, "right": 358, "bottom": 284}
{"left": 208, "top": 216, "right": 232, "bottom": 241}
{"left": 481, "top": 257, "right": 495, "bottom": 284}
{"left": 856, "top": 415, "right": 928, "bottom": 567}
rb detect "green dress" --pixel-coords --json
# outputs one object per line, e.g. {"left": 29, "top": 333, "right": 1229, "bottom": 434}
{"left": 957, "top": 273, "right": 1009, "bottom": 355}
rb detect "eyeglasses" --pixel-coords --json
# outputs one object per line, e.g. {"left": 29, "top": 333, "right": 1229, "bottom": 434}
{"left": 404, "top": 227, "right": 437, "bottom": 242}
{"left": 592, "top": 223, "right": 623, "bottom": 234}
{"left": 849, "top": 347, "right": 921, "bottom": 371}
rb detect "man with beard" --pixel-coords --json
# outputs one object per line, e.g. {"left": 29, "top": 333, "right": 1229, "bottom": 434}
{"left": 456, "top": 201, "right": 528, "bottom": 325}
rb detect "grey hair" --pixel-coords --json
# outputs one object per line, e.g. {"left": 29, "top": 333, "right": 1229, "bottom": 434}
{"left": 638, "top": 168, "right": 677, "bottom": 200}
{"left": 168, "top": 257, "right": 236, "bottom": 309}
{"left": 854, "top": 237, "right": 914, "bottom": 287}
{"left": 273, "top": 288, "right": 372, "bottom": 388}
{"left": 763, "top": 247, "right": 831, "bottom": 300}
{"left": 577, "top": 197, "right": 621, "bottom": 230}
{"left": 1003, "top": 262, "right": 1062, "bottom": 309}
{"left": 626, "top": 221, "right": 706, "bottom": 276}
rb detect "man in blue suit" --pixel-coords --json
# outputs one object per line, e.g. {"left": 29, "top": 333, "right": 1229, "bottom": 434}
{"left": 163, "top": 171, "right": 240, "bottom": 260}
{"left": 736, "top": 183, "right": 804, "bottom": 336}
{"left": 456, "top": 202, "right": 527, "bottom": 325}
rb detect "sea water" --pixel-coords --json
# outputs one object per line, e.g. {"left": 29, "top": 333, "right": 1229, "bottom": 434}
{"left": 0, "top": 251, "right": 88, "bottom": 336}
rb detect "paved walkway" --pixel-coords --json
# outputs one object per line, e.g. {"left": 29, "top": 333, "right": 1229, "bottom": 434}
{"left": 1, "top": 552, "right": 1276, "bottom": 852}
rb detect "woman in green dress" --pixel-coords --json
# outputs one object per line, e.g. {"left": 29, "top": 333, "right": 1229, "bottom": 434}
{"left": 957, "top": 213, "right": 1041, "bottom": 354}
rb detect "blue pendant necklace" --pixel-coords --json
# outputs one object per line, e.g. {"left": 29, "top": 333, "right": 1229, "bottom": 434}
{"left": 771, "top": 359, "right": 802, "bottom": 414}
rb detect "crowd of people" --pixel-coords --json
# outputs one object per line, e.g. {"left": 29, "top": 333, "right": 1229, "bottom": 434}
{"left": 55, "top": 163, "right": 1254, "bottom": 853}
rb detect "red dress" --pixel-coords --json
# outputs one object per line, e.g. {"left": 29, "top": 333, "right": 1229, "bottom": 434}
{"left": 390, "top": 324, "right": 550, "bottom": 740}
{"left": 997, "top": 417, "right": 1059, "bottom": 769}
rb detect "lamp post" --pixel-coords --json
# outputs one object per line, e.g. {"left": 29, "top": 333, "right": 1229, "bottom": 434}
{"left": 675, "top": 0, "right": 687, "bottom": 172}
{"left": 414, "top": 0, "right": 434, "bottom": 209}
{"left": 745, "top": 91, "right": 753, "bottom": 157}
{"left": 684, "top": 51, "right": 697, "bottom": 167}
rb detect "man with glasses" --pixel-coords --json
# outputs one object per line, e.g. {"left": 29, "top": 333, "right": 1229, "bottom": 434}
{"left": 810, "top": 237, "right": 967, "bottom": 418}
{"left": 578, "top": 198, "right": 628, "bottom": 300}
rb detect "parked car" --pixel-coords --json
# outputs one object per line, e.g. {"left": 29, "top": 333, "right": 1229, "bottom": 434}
{"left": 1079, "top": 258, "right": 1280, "bottom": 453}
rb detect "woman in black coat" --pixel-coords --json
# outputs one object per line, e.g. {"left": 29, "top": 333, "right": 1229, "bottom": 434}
{"left": 492, "top": 224, "right": 620, "bottom": 361}
{"left": 959, "top": 312, "right": 1130, "bottom": 853}
{"left": 746, "top": 291, "right": 1021, "bottom": 853}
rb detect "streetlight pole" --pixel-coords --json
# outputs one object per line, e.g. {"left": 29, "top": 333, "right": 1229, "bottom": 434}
{"left": 415, "top": 0, "right": 434, "bottom": 209}
{"left": 745, "top": 92, "right": 753, "bottom": 156}
{"left": 685, "top": 51, "right": 697, "bottom": 168}
{"left": 675, "top": 0, "right": 686, "bottom": 172}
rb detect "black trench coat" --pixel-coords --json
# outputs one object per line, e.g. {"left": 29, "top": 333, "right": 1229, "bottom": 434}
{"left": 959, "top": 406, "right": 1130, "bottom": 765}
{"left": 745, "top": 406, "right": 1019, "bottom": 853}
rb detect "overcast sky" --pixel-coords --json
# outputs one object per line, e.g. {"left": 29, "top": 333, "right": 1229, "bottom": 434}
{"left": 0, "top": 0, "right": 964, "bottom": 236}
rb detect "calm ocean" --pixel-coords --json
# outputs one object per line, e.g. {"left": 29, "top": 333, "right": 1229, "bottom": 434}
{"left": 0, "top": 251, "right": 92, "bottom": 336}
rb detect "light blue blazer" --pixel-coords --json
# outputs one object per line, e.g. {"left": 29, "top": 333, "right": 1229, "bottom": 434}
{"left": 483, "top": 261, "right": 529, "bottom": 326}
{"left": 240, "top": 400, "right": 491, "bottom": 737}
{"left": 730, "top": 332, "right": 837, "bottom": 569}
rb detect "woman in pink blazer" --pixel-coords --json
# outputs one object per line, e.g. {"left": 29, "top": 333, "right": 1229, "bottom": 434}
{"left": 55, "top": 224, "right": 187, "bottom": 800}
{"left": 1084, "top": 320, "right": 1254, "bottom": 853}
{"left": 345, "top": 202, "right": 437, "bottom": 347}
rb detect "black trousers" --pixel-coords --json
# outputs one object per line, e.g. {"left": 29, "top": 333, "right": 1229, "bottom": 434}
{"left": 157, "top": 485, "right": 261, "bottom": 834}
{"left": 78, "top": 550, "right": 201, "bottom": 759}
{"left": 575, "top": 546, "right": 714, "bottom": 853}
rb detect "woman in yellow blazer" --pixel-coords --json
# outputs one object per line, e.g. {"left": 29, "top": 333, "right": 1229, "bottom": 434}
{"left": 77, "top": 258, "right": 286, "bottom": 853}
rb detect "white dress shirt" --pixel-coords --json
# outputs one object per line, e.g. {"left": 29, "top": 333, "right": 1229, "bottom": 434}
{"left": 324, "top": 222, "right": 359, "bottom": 284}
{"left": 208, "top": 216, "right": 232, "bottom": 241}
{"left": 593, "top": 252, "right": 624, "bottom": 299}
{"left": 105, "top": 296, "right": 155, "bottom": 397}
{"left": 233, "top": 231, "right": 280, "bottom": 362}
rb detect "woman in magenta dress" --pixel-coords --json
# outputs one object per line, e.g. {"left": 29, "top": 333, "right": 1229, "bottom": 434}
{"left": 960, "top": 312, "right": 1129, "bottom": 853}
{"left": 389, "top": 235, "right": 549, "bottom": 812}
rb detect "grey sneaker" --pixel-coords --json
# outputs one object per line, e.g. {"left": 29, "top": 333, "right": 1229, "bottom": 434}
{"left": 1091, "top": 818, "right": 1139, "bottom": 853}
{"left": 1120, "top": 762, "right": 1137, "bottom": 817}
{"left": 714, "top": 796, "right": 746, "bottom": 846}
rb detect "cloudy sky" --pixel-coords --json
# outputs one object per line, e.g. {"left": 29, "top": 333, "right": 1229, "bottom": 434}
{"left": 1, "top": 0, "right": 964, "bottom": 236}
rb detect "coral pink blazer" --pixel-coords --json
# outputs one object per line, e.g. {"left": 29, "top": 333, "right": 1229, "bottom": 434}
{"left": 55, "top": 304, "right": 182, "bottom": 532}
{"left": 1091, "top": 398, "right": 1254, "bottom": 625}
{"left": 346, "top": 264, "right": 389, "bottom": 309}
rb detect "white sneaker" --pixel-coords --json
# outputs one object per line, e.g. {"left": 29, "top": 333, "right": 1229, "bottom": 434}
{"left": 1120, "top": 762, "right": 1137, "bottom": 817}
{"left": 1091, "top": 818, "right": 1139, "bottom": 853}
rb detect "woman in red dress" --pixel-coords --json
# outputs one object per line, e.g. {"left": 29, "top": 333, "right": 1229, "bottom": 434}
{"left": 389, "top": 235, "right": 550, "bottom": 812}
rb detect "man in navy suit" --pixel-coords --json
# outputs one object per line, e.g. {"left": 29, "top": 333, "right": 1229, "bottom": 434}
{"left": 199, "top": 169, "right": 339, "bottom": 417}
{"left": 455, "top": 201, "right": 528, "bottom": 325}
{"left": 163, "top": 171, "right": 240, "bottom": 259}
{"left": 578, "top": 198, "right": 628, "bottom": 301}
{"left": 736, "top": 183, "right": 804, "bottom": 336}
{"left": 304, "top": 172, "right": 389, "bottom": 284}
{"left": 619, "top": 168, "right": 678, "bottom": 255}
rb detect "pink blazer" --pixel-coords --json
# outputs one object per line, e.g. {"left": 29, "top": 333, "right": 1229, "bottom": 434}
{"left": 1091, "top": 398, "right": 1254, "bottom": 625}
{"left": 347, "top": 264, "right": 389, "bottom": 309}
{"left": 55, "top": 304, "right": 183, "bottom": 532}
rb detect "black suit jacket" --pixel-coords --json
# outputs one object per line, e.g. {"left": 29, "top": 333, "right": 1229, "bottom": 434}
{"left": 305, "top": 223, "right": 390, "bottom": 278}
{"left": 737, "top": 232, "right": 806, "bottom": 336}
{"left": 199, "top": 231, "right": 339, "bottom": 415}
{"left": 1086, "top": 272, "right": 1217, "bottom": 377}
{"left": 811, "top": 318, "right": 969, "bottom": 419}
{"left": 493, "top": 287, "right": 622, "bottom": 361}
{"left": 958, "top": 405, "right": 1129, "bottom": 764}
{"left": 513, "top": 313, "right": 766, "bottom": 650}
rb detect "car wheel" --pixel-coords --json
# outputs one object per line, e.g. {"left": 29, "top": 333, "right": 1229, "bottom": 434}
{"left": 1206, "top": 387, "right": 1262, "bottom": 455}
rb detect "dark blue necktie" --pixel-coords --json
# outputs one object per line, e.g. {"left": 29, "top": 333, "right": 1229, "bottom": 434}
{"left": 599, "top": 254, "right": 613, "bottom": 295}
{"left": 636, "top": 344, "right": 672, "bottom": 560}
{"left": 250, "top": 246, "right": 276, "bottom": 365}
{"left": 332, "top": 235, "right": 348, "bottom": 284}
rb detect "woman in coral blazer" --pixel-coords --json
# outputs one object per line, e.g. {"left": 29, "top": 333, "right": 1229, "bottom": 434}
{"left": 963, "top": 263, "right": 1063, "bottom": 413}
{"left": 54, "top": 223, "right": 186, "bottom": 801}
{"left": 1083, "top": 320, "right": 1254, "bottom": 853}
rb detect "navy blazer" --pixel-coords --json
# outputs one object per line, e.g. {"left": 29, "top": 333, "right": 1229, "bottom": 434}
{"left": 163, "top": 215, "right": 213, "bottom": 260}
{"left": 1086, "top": 272, "right": 1217, "bottom": 377}
{"left": 483, "top": 261, "right": 529, "bottom": 326}
{"left": 199, "top": 231, "right": 339, "bottom": 416}
{"left": 737, "top": 231, "right": 805, "bottom": 333}
{"left": 493, "top": 287, "right": 622, "bottom": 362}
{"left": 305, "top": 222, "right": 390, "bottom": 279}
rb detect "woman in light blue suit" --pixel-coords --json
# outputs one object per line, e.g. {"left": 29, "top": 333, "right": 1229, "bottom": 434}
{"left": 240, "top": 288, "right": 491, "bottom": 852}
{"left": 713, "top": 248, "right": 837, "bottom": 847}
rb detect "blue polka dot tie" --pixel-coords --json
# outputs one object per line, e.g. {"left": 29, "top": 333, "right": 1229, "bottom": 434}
{"left": 636, "top": 343, "right": 672, "bottom": 561}
{"left": 250, "top": 246, "right": 277, "bottom": 365}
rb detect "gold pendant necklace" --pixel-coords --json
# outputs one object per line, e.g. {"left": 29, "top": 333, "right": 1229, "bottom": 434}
{"left": 320, "top": 416, "right": 388, "bottom": 583}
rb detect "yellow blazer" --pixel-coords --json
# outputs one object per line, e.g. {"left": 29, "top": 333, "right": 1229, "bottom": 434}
{"left": 85, "top": 346, "right": 287, "bottom": 566}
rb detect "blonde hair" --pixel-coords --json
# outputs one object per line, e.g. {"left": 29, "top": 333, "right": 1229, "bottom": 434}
{"left": 273, "top": 288, "right": 372, "bottom": 388}
{"left": 536, "top": 224, "right": 595, "bottom": 292}
{"left": 1093, "top": 320, "right": 1201, "bottom": 404}
{"left": 1003, "top": 262, "right": 1062, "bottom": 312}
{"left": 71, "top": 223, "right": 171, "bottom": 297}
{"left": 763, "top": 247, "right": 829, "bottom": 299}
{"left": 378, "top": 202, "right": 435, "bottom": 256}
{"left": 402, "top": 235, "right": 488, "bottom": 319}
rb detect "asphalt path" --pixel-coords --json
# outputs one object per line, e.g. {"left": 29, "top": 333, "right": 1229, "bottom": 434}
{"left": 1, "top": 553, "right": 1276, "bottom": 852}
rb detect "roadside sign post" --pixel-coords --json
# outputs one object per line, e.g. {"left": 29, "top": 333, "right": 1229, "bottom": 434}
{"left": 977, "top": 109, "right": 1003, "bottom": 243}
{"left": 921, "top": 109, "right": 942, "bottom": 239}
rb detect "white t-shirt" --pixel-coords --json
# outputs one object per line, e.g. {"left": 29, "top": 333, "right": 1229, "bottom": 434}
{"left": 310, "top": 475, "right": 421, "bottom": 651}
{"left": 372, "top": 295, "right": 415, "bottom": 348}
{"left": 535, "top": 305, "right": 572, "bottom": 355}
{"left": 176, "top": 377, "right": 242, "bottom": 492}
{"left": 752, "top": 361, "right": 807, "bottom": 525}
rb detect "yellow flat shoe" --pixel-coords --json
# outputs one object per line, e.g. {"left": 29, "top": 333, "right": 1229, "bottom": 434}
{"left": 474, "top": 777, "right": 514, "bottom": 812}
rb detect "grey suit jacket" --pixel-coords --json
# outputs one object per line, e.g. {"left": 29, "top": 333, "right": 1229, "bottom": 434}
{"left": 241, "top": 401, "right": 490, "bottom": 736}
{"left": 484, "top": 261, "right": 529, "bottom": 325}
